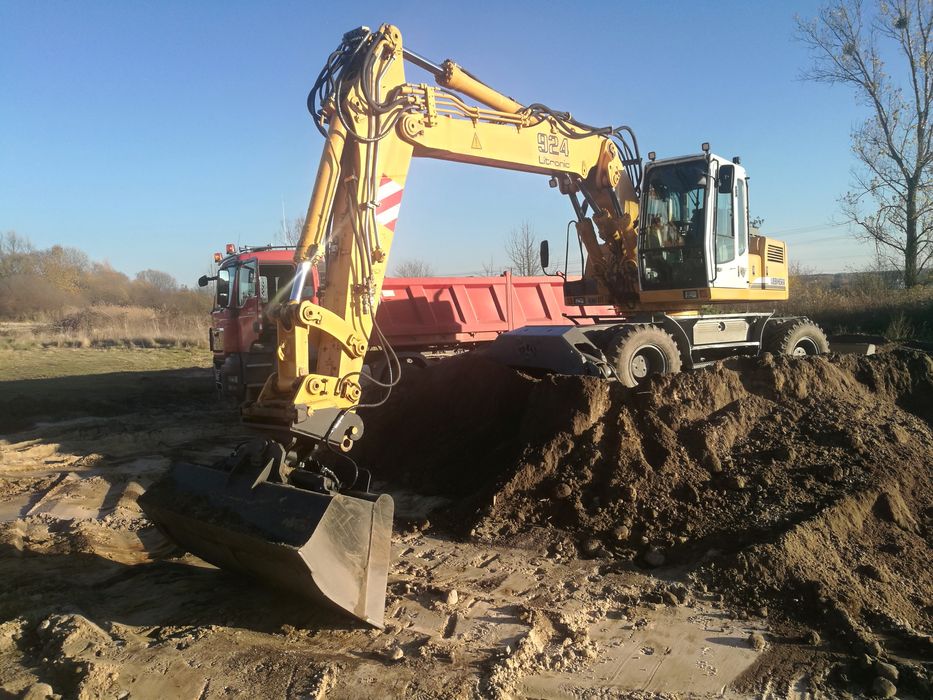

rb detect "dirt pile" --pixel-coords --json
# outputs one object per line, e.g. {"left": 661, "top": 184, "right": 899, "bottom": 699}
{"left": 358, "top": 349, "right": 933, "bottom": 649}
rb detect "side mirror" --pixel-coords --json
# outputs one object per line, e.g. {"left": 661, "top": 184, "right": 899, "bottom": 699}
{"left": 718, "top": 164, "right": 735, "bottom": 194}
{"left": 198, "top": 275, "right": 210, "bottom": 287}
{"left": 540, "top": 240, "right": 550, "bottom": 270}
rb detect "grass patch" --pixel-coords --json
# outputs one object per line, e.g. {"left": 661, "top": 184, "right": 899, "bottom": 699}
{"left": 0, "top": 347, "right": 211, "bottom": 382}
{"left": 0, "top": 347, "right": 215, "bottom": 433}
{"left": 776, "top": 282, "right": 933, "bottom": 341}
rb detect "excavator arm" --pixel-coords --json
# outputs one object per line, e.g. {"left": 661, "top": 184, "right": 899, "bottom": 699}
{"left": 245, "top": 24, "right": 641, "bottom": 451}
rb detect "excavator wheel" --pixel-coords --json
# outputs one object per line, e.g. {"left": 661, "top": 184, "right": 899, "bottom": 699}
{"left": 763, "top": 319, "right": 829, "bottom": 357}
{"left": 607, "top": 324, "right": 683, "bottom": 387}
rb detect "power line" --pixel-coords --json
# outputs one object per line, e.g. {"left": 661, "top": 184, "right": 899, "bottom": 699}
{"left": 787, "top": 234, "right": 854, "bottom": 245}
{"left": 767, "top": 222, "right": 849, "bottom": 238}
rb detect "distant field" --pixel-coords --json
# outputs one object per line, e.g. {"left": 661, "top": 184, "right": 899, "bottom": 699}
{"left": 777, "top": 279, "right": 933, "bottom": 342}
{"left": 0, "top": 347, "right": 215, "bottom": 433}
{"left": 0, "top": 347, "right": 211, "bottom": 381}
{"left": 0, "top": 305, "right": 208, "bottom": 350}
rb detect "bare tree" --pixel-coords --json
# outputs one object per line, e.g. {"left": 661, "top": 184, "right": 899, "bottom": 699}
{"left": 392, "top": 258, "right": 434, "bottom": 277}
{"left": 136, "top": 269, "right": 179, "bottom": 292}
{"left": 0, "top": 231, "right": 34, "bottom": 277}
{"left": 480, "top": 255, "right": 500, "bottom": 275}
{"left": 797, "top": 0, "right": 933, "bottom": 287}
{"left": 505, "top": 221, "right": 541, "bottom": 276}
{"left": 280, "top": 216, "right": 305, "bottom": 246}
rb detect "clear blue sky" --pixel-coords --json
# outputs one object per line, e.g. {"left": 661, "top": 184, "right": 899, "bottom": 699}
{"left": 1, "top": 1, "right": 876, "bottom": 284}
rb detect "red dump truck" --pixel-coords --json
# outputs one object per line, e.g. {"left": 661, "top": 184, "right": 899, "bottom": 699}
{"left": 200, "top": 245, "right": 616, "bottom": 399}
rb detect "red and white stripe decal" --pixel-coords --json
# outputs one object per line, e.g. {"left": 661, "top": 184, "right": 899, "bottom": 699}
{"left": 374, "top": 176, "right": 403, "bottom": 232}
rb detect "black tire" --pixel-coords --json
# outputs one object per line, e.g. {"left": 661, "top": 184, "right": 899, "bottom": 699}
{"left": 763, "top": 319, "right": 829, "bottom": 357}
{"left": 606, "top": 324, "right": 683, "bottom": 387}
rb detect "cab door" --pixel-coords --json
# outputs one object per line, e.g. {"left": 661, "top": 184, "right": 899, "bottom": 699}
{"left": 211, "top": 265, "right": 237, "bottom": 355}
{"left": 235, "top": 258, "right": 261, "bottom": 350}
{"left": 710, "top": 162, "right": 749, "bottom": 289}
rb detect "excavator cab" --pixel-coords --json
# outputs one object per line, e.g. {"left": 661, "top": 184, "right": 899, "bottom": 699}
{"left": 637, "top": 151, "right": 751, "bottom": 302}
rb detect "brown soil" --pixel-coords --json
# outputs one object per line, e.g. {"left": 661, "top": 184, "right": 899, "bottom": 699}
{"left": 358, "top": 349, "right": 933, "bottom": 679}
{"left": 2, "top": 352, "right": 931, "bottom": 698}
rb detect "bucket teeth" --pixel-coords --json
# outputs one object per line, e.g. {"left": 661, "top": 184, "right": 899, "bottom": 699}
{"left": 138, "top": 455, "right": 394, "bottom": 628}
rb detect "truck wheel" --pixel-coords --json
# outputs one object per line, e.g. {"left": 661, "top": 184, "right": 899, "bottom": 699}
{"left": 763, "top": 319, "right": 829, "bottom": 356}
{"left": 607, "top": 325, "right": 683, "bottom": 387}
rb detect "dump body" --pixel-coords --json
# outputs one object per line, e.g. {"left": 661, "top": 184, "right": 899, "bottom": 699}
{"left": 377, "top": 271, "right": 616, "bottom": 349}
{"left": 207, "top": 246, "right": 616, "bottom": 399}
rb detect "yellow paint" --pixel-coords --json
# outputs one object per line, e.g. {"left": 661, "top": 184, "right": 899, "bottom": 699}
{"left": 249, "top": 23, "right": 793, "bottom": 437}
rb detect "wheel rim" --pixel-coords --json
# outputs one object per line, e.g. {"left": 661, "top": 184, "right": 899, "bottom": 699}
{"left": 629, "top": 344, "right": 667, "bottom": 380}
{"left": 792, "top": 337, "right": 819, "bottom": 356}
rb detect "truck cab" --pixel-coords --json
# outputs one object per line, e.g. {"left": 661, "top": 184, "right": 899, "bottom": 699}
{"left": 201, "top": 245, "right": 318, "bottom": 400}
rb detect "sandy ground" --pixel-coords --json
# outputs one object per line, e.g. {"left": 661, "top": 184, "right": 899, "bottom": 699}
{"left": 0, "top": 351, "right": 929, "bottom": 699}
{"left": 0, "top": 403, "right": 802, "bottom": 700}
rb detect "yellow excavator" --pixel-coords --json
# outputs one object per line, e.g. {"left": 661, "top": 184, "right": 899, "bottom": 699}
{"left": 140, "top": 24, "right": 827, "bottom": 627}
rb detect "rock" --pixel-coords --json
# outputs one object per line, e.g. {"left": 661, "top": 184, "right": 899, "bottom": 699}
{"left": 622, "top": 485, "right": 638, "bottom": 502}
{"left": 612, "top": 526, "right": 630, "bottom": 541}
{"left": 661, "top": 591, "right": 679, "bottom": 607}
{"left": 748, "top": 632, "right": 766, "bottom": 651}
{"left": 20, "top": 683, "right": 56, "bottom": 700}
{"left": 874, "top": 660, "right": 898, "bottom": 682}
{"left": 581, "top": 538, "right": 601, "bottom": 554}
{"left": 387, "top": 645, "right": 404, "bottom": 661}
{"left": 554, "top": 482, "right": 572, "bottom": 499}
{"left": 705, "top": 452, "right": 722, "bottom": 473}
{"left": 446, "top": 589, "right": 459, "bottom": 606}
{"left": 36, "top": 614, "right": 112, "bottom": 660}
{"left": 873, "top": 490, "right": 918, "bottom": 532}
{"left": 859, "top": 563, "right": 887, "bottom": 582}
{"left": 643, "top": 548, "right": 665, "bottom": 568}
{"left": 757, "top": 606, "right": 768, "bottom": 618}
{"left": 728, "top": 475, "right": 747, "bottom": 490}
{"left": 867, "top": 640, "right": 884, "bottom": 657}
{"left": 806, "top": 629, "right": 821, "bottom": 646}
{"left": 871, "top": 676, "right": 896, "bottom": 698}
{"left": 0, "top": 620, "right": 23, "bottom": 653}
{"left": 672, "top": 586, "right": 690, "bottom": 604}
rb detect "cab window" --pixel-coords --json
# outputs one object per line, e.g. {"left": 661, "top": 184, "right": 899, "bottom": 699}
{"left": 736, "top": 178, "right": 748, "bottom": 255}
{"left": 260, "top": 265, "right": 304, "bottom": 305}
{"left": 237, "top": 262, "right": 257, "bottom": 306}
{"left": 215, "top": 268, "right": 231, "bottom": 308}
{"left": 638, "top": 159, "right": 709, "bottom": 290}
{"left": 715, "top": 180, "right": 735, "bottom": 264}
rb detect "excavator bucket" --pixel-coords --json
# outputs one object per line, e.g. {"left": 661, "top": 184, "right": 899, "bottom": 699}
{"left": 138, "top": 460, "right": 394, "bottom": 627}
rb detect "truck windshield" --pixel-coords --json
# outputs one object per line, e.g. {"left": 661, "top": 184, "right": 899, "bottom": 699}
{"left": 261, "top": 265, "right": 310, "bottom": 305}
{"left": 639, "top": 160, "right": 709, "bottom": 290}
